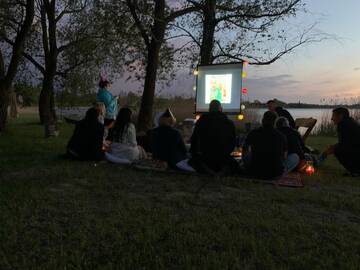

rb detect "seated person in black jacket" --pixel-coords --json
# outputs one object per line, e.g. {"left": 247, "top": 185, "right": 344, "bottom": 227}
{"left": 189, "top": 100, "right": 238, "bottom": 173}
{"left": 149, "top": 108, "right": 188, "bottom": 170}
{"left": 322, "top": 107, "right": 360, "bottom": 176}
{"left": 267, "top": 99, "right": 296, "bottom": 129}
{"left": 276, "top": 117, "right": 306, "bottom": 160}
{"left": 67, "top": 107, "right": 104, "bottom": 161}
{"left": 243, "top": 111, "right": 299, "bottom": 179}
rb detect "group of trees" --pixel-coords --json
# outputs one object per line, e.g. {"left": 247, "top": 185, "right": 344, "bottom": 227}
{"left": 0, "top": 0, "right": 326, "bottom": 135}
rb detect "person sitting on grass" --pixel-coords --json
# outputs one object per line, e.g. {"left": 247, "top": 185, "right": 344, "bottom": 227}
{"left": 66, "top": 107, "right": 104, "bottom": 161}
{"left": 105, "top": 108, "right": 144, "bottom": 164}
{"left": 243, "top": 111, "right": 299, "bottom": 179}
{"left": 189, "top": 100, "right": 238, "bottom": 174}
{"left": 321, "top": 107, "right": 360, "bottom": 177}
{"left": 276, "top": 116, "right": 306, "bottom": 161}
{"left": 149, "top": 108, "right": 191, "bottom": 171}
{"left": 267, "top": 99, "right": 296, "bottom": 129}
{"left": 96, "top": 77, "right": 118, "bottom": 127}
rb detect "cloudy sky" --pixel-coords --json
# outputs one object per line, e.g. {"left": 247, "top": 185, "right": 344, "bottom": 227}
{"left": 113, "top": 0, "right": 360, "bottom": 104}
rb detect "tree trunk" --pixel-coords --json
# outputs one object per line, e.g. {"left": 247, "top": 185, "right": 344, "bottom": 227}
{"left": 137, "top": 0, "right": 166, "bottom": 132}
{"left": 0, "top": 84, "right": 9, "bottom": 133}
{"left": 137, "top": 42, "right": 163, "bottom": 132}
{"left": 200, "top": 0, "right": 216, "bottom": 65}
{"left": 39, "top": 74, "right": 57, "bottom": 137}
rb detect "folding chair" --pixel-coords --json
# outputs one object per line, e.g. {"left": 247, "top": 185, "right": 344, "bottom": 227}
{"left": 295, "top": 118, "right": 317, "bottom": 142}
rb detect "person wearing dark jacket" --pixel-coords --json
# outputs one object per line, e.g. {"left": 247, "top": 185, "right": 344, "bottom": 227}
{"left": 189, "top": 100, "right": 238, "bottom": 173}
{"left": 243, "top": 111, "right": 299, "bottom": 179}
{"left": 322, "top": 107, "right": 360, "bottom": 176}
{"left": 149, "top": 108, "right": 188, "bottom": 170}
{"left": 276, "top": 117, "right": 306, "bottom": 160}
{"left": 267, "top": 100, "right": 296, "bottom": 128}
{"left": 67, "top": 108, "right": 104, "bottom": 161}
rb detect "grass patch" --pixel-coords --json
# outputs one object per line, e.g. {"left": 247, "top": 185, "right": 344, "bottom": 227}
{"left": 0, "top": 114, "right": 360, "bottom": 269}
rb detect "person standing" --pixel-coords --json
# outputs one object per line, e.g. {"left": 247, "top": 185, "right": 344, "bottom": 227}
{"left": 96, "top": 78, "right": 118, "bottom": 127}
{"left": 322, "top": 107, "right": 360, "bottom": 176}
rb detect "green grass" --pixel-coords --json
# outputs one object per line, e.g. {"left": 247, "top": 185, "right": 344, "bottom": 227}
{"left": 1, "top": 114, "right": 360, "bottom": 270}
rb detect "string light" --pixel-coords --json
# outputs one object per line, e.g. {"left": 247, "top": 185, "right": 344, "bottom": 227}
{"left": 241, "top": 104, "right": 246, "bottom": 110}
{"left": 242, "top": 88, "right": 248, "bottom": 94}
{"left": 193, "top": 69, "right": 199, "bottom": 76}
{"left": 193, "top": 86, "right": 196, "bottom": 91}
{"left": 195, "top": 114, "right": 201, "bottom": 121}
{"left": 237, "top": 114, "right": 244, "bottom": 121}
{"left": 243, "top": 60, "right": 249, "bottom": 67}
{"left": 242, "top": 72, "right": 247, "bottom": 78}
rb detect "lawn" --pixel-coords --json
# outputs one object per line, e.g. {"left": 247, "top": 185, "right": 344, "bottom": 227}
{"left": 0, "top": 113, "right": 360, "bottom": 270}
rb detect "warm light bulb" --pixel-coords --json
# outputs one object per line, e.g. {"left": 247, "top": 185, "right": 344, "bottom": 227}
{"left": 193, "top": 70, "right": 199, "bottom": 76}
{"left": 243, "top": 61, "right": 249, "bottom": 67}
{"left": 238, "top": 114, "right": 244, "bottom": 121}
{"left": 193, "top": 86, "right": 196, "bottom": 91}
{"left": 242, "top": 88, "right": 248, "bottom": 94}
{"left": 306, "top": 165, "right": 315, "bottom": 176}
{"left": 241, "top": 104, "right": 246, "bottom": 110}
{"left": 195, "top": 114, "right": 201, "bottom": 121}
{"left": 242, "top": 72, "right": 247, "bottom": 78}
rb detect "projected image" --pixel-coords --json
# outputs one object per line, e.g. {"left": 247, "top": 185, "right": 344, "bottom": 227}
{"left": 205, "top": 74, "right": 232, "bottom": 104}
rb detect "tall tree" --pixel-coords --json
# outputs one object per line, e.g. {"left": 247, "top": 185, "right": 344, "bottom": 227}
{"left": 120, "top": 0, "right": 198, "bottom": 132}
{"left": 0, "top": 0, "right": 35, "bottom": 132}
{"left": 7, "top": 0, "right": 107, "bottom": 136}
{"left": 179, "top": 0, "right": 324, "bottom": 65}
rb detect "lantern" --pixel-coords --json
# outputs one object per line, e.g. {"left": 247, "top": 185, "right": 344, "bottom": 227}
{"left": 305, "top": 163, "right": 315, "bottom": 176}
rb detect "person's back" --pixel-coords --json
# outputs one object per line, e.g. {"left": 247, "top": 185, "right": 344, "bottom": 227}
{"left": 150, "top": 125, "right": 187, "bottom": 168}
{"left": 276, "top": 117, "right": 305, "bottom": 160}
{"left": 337, "top": 117, "right": 360, "bottom": 149}
{"left": 67, "top": 108, "right": 104, "bottom": 161}
{"left": 275, "top": 106, "right": 296, "bottom": 129}
{"left": 190, "top": 100, "right": 236, "bottom": 172}
{"left": 245, "top": 126, "right": 287, "bottom": 178}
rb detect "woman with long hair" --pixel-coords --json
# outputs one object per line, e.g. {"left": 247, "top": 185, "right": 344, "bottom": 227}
{"left": 105, "top": 108, "right": 143, "bottom": 164}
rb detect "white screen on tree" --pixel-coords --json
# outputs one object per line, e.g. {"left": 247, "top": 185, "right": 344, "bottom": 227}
{"left": 196, "top": 63, "right": 243, "bottom": 113}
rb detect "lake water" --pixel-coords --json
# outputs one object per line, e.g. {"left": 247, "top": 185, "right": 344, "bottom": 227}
{"left": 57, "top": 107, "right": 358, "bottom": 130}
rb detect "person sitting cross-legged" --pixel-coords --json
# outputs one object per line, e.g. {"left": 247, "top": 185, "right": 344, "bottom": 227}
{"left": 243, "top": 111, "right": 299, "bottom": 179}
{"left": 66, "top": 107, "right": 105, "bottom": 161}
{"left": 105, "top": 108, "right": 142, "bottom": 164}
{"left": 321, "top": 107, "right": 360, "bottom": 176}
{"left": 149, "top": 108, "right": 192, "bottom": 171}
{"left": 188, "top": 100, "right": 239, "bottom": 174}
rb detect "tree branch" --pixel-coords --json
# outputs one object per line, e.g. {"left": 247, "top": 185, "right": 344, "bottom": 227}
{"left": 126, "top": 0, "right": 150, "bottom": 48}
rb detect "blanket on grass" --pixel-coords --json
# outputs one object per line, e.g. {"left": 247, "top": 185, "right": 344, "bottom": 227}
{"left": 132, "top": 159, "right": 304, "bottom": 188}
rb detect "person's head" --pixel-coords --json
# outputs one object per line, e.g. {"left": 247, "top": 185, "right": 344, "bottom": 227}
{"left": 262, "top": 111, "right": 278, "bottom": 128}
{"left": 113, "top": 107, "right": 132, "bottom": 138}
{"left": 267, "top": 100, "right": 276, "bottom": 112}
{"left": 98, "top": 79, "right": 110, "bottom": 89}
{"left": 84, "top": 107, "right": 100, "bottom": 124}
{"left": 276, "top": 116, "right": 290, "bottom": 129}
{"left": 159, "top": 108, "right": 176, "bottom": 127}
{"left": 94, "top": 102, "right": 106, "bottom": 118}
{"left": 209, "top": 100, "right": 222, "bottom": 113}
{"left": 332, "top": 107, "right": 350, "bottom": 125}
